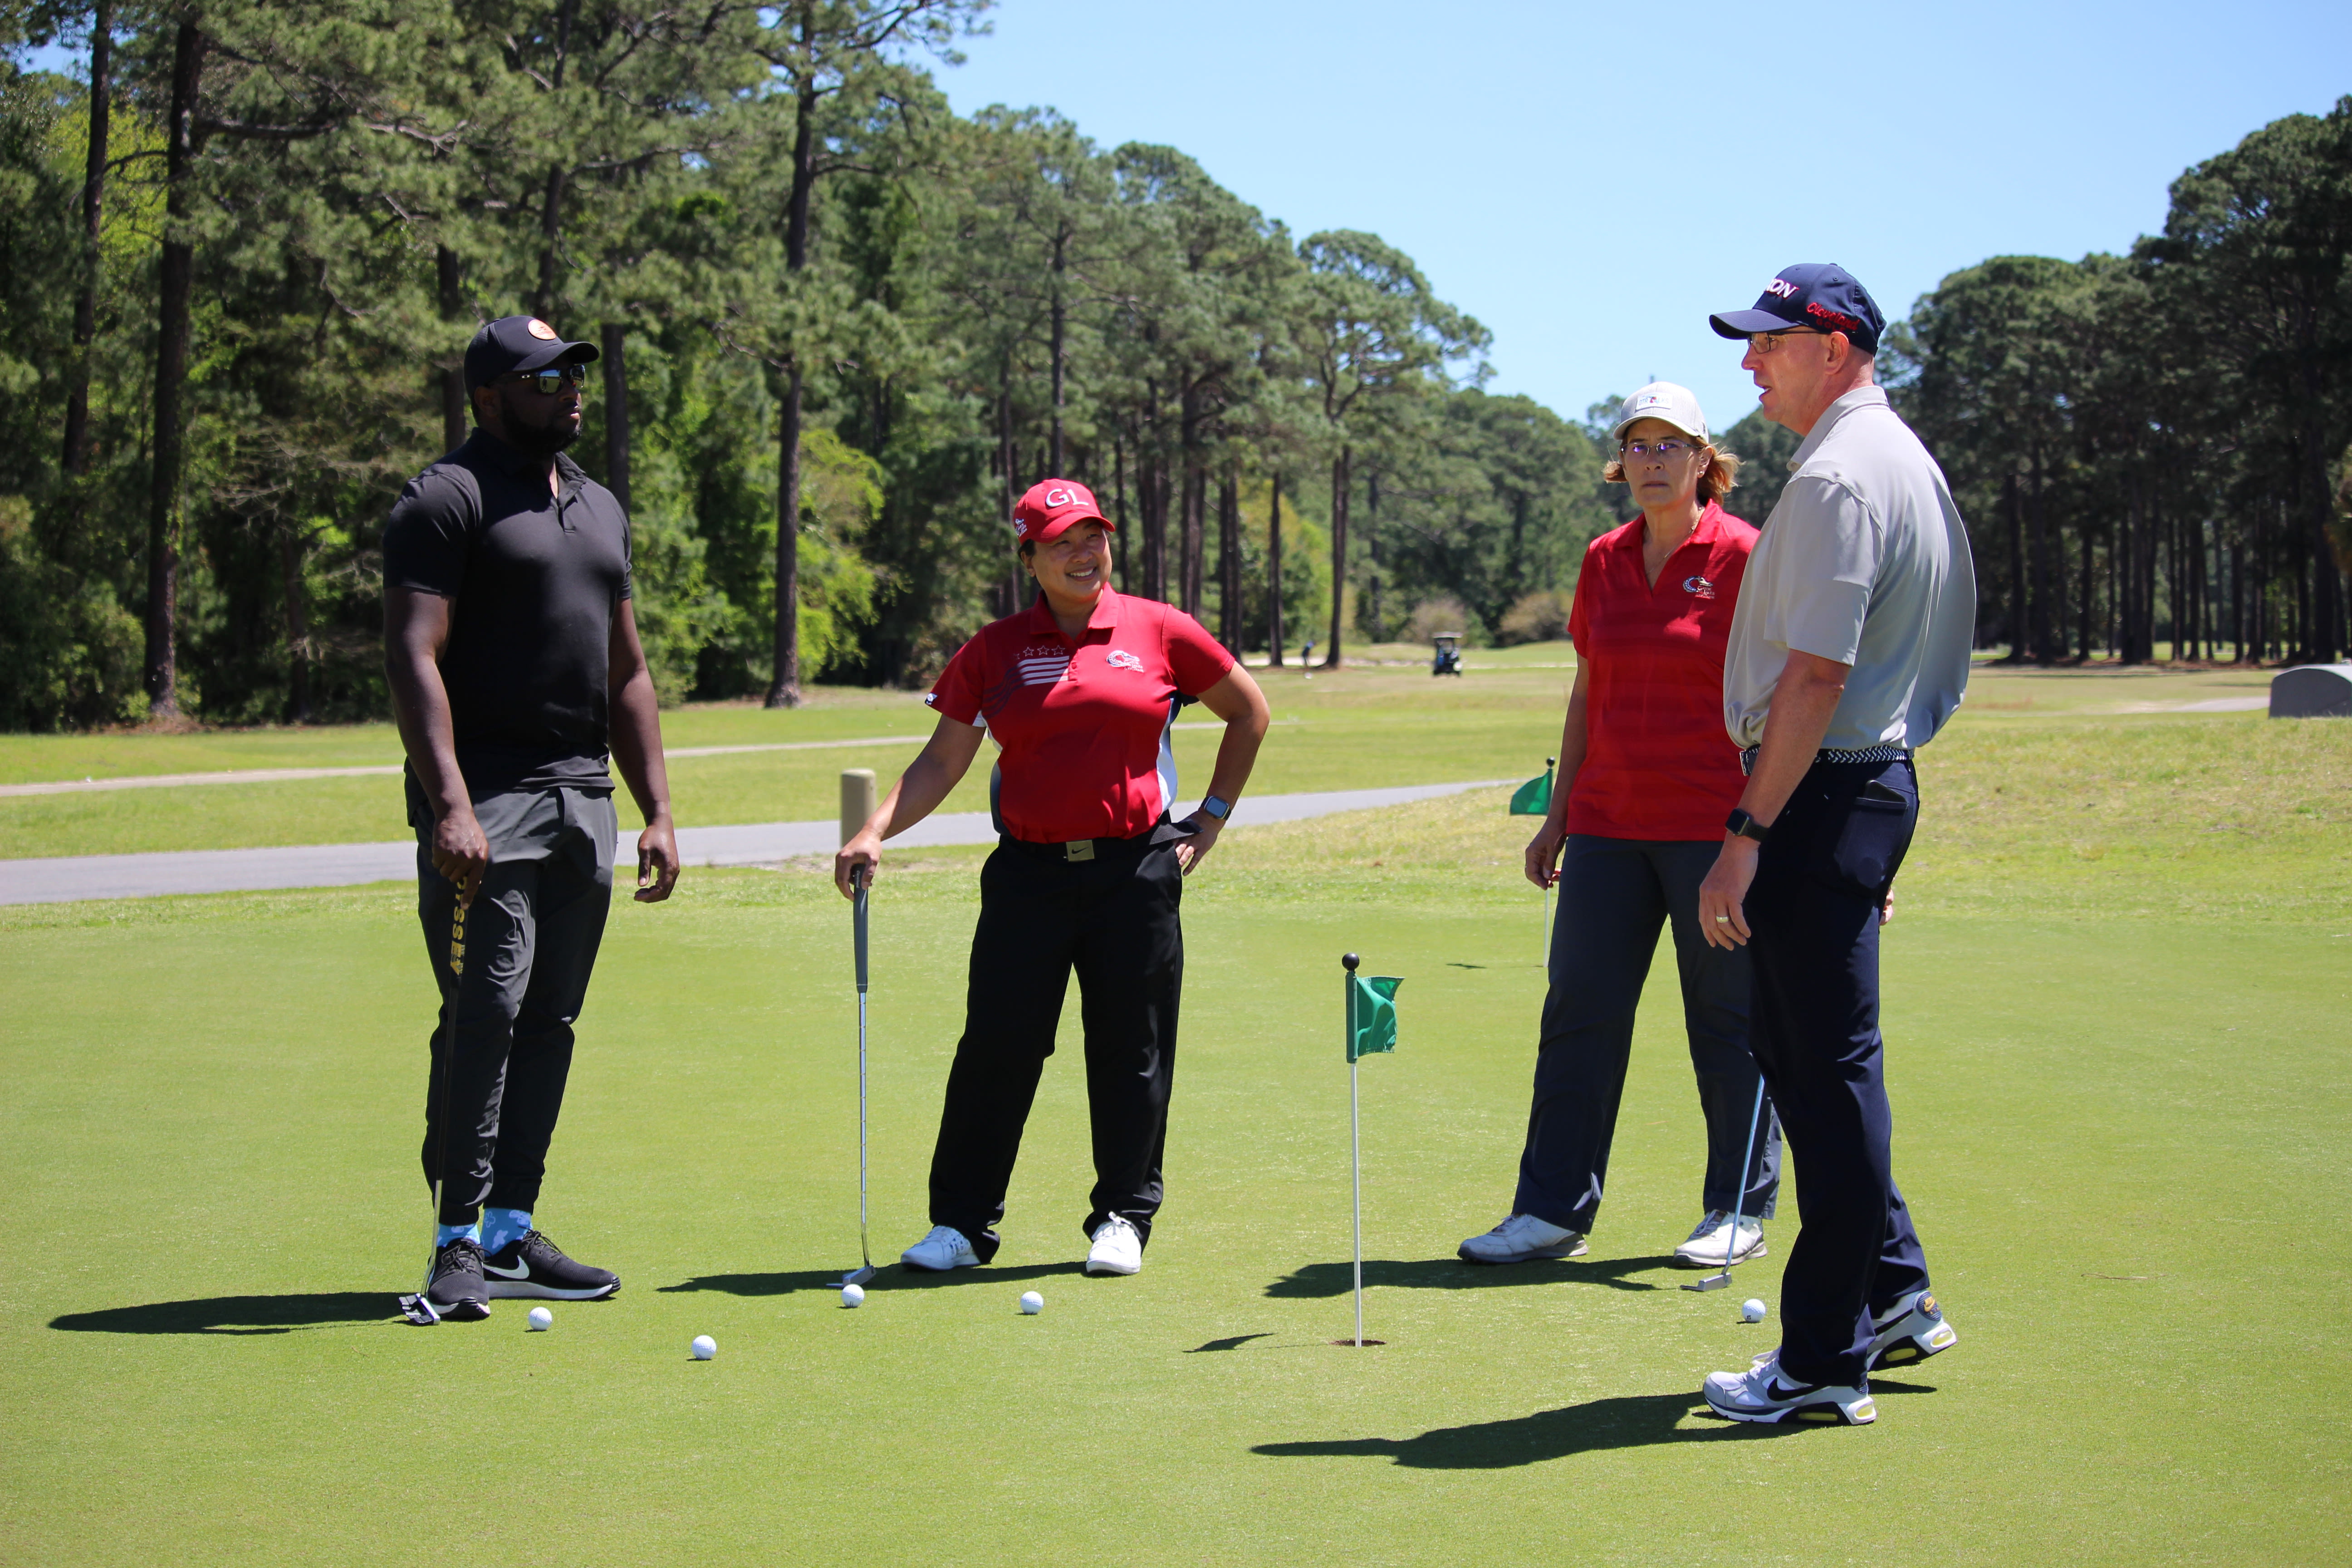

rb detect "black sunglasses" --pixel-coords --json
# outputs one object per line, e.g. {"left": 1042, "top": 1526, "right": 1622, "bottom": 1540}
{"left": 505, "top": 363, "right": 589, "bottom": 395}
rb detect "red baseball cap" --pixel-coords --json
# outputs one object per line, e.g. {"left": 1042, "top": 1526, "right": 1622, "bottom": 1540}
{"left": 1012, "top": 479, "right": 1113, "bottom": 544}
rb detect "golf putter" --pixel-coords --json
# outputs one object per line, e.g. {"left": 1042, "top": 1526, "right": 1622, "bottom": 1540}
{"left": 1684, "top": 1076, "right": 1768, "bottom": 1294}
{"left": 842, "top": 865, "right": 876, "bottom": 1288}
{"left": 400, "top": 898, "right": 468, "bottom": 1325}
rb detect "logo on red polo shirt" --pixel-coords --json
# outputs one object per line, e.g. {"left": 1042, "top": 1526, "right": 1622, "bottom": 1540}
{"left": 1105, "top": 649, "right": 1145, "bottom": 671}
{"left": 1682, "top": 575, "right": 1717, "bottom": 599}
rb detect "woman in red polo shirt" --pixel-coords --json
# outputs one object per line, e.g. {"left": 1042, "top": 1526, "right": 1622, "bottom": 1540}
{"left": 1458, "top": 383, "right": 1782, "bottom": 1272}
{"left": 836, "top": 479, "right": 1270, "bottom": 1279}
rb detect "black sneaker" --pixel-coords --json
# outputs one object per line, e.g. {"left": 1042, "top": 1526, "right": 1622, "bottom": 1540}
{"left": 480, "top": 1230, "right": 620, "bottom": 1300}
{"left": 423, "top": 1236, "right": 492, "bottom": 1322}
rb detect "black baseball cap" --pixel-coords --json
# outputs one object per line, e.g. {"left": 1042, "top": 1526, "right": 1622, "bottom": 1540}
{"left": 463, "top": 315, "right": 598, "bottom": 391}
{"left": 1709, "top": 264, "right": 1885, "bottom": 355}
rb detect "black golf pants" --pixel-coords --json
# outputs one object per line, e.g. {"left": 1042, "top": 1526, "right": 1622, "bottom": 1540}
{"left": 927, "top": 825, "right": 1188, "bottom": 1262}
{"left": 1514, "top": 835, "right": 1779, "bottom": 1235}
{"left": 415, "top": 785, "right": 617, "bottom": 1226}
{"left": 1745, "top": 757, "right": 1932, "bottom": 1389}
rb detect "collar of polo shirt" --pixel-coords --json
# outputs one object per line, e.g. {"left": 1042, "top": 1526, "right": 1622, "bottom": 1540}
{"left": 1021, "top": 583, "right": 1123, "bottom": 639}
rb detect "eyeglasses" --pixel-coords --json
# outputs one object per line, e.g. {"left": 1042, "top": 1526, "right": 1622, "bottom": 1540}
{"left": 505, "top": 363, "right": 589, "bottom": 395}
{"left": 1746, "top": 329, "right": 1824, "bottom": 355}
{"left": 1621, "top": 438, "right": 1695, "bottom": 458}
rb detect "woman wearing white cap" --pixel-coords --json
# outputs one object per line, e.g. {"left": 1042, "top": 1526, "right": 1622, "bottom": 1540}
{"left": 1459, "top": 383, "right": 1782, "bottom": 1270}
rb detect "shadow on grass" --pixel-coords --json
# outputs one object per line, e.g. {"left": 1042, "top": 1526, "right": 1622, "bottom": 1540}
{"left": 660, "top": 1261, "right": 1084, "bottom": 1297}
{"left": 1254, "top": 1382, "right": 1940, "bottom": 1467}
{"left": 1188, "top": 1333, "right": 1273, "bottom": 1353}
{"left": 1264, "top": 1255, "right": 1677, "bottom": 1298}
{"left": 49, "top": 1293, "right": 401, "bottom": 1336}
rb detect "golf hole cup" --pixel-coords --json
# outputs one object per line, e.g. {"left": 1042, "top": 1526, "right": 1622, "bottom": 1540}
{"left": 691, "top": 1335, "right": 717, "bottom": 1360}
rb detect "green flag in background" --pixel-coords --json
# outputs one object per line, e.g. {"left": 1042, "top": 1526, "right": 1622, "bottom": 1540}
{"left": 1346, "top": 973, "right": 1402, "bottom": 1063}
{"left": 1508, "top": 769, "right": 1552, "bottom": 816}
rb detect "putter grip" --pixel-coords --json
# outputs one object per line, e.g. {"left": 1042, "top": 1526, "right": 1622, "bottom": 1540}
{"left": 853, "top": 879, "right": 870, "bottom": 994}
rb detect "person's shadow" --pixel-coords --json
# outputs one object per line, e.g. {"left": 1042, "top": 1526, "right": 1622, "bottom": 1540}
{"left": 660, "top": 1261, "right": 1082, "bottom": 1297}
{"left": 1253, "top": 1381, "right": 1938, "bottom": 1467}
{"left": 1264, "top": 1255, "right": 1678, "bottom": 1298}
{"left": 49, "top": 1294, "right": 402, "bottom": 1336}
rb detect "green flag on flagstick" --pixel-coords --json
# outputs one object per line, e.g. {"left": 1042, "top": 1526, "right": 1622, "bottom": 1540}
{"left": 1345, "top": 972, "right": 1402, "bottom": 1062}
{"left": 1509, "top": 767, "right": 1552, "bottom": 816}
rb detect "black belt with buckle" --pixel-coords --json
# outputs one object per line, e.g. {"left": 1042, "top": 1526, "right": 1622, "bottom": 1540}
{"left": 1002, "top": 818, "right": 1193, "bottom": 864}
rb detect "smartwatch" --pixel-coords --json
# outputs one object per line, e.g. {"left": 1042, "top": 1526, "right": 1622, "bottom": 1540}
{"left": 1725, "top": 808, "right": 1769, "bottom": 843}
{"left": 1200, "top": 794, "right": 1233, "bottom": 822}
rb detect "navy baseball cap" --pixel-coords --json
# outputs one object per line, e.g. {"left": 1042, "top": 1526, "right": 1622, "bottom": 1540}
{"left": 463, "top": 315, "right": 598, "bottom": 391}
{"left": 1710, "top": 264, "right": 1885, "bottom": 355}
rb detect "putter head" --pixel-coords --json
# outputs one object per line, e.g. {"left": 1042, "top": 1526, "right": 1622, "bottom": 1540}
{"left": 397, "top": 1292, "right": 442, "bottom": 1326}
{"left": 1681, "top": 1270, "right": 1733, "bottom": 1293}
{"left": 842, "top": 1265, "right": 876, "bottom": 1287}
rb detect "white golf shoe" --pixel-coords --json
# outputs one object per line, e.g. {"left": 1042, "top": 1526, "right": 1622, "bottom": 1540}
{"left": 1868, "top": 1290, "right": 1959, "bottom": 1370}
{"left": 900, "top": 1225, "right": 981, "bottom": 1271}
{"left": 1086, "top": 1216, "right": 1143, "bottom": 1275}
{"left": 1456, "top": 1213, "right": 1588, "bottom": 1264}
{"left": 1702, "top": 1362, "right": 1876, "bottom": 1426}
{"left": 1673, "top": 1210, "right": 1765, "bottom": 1269}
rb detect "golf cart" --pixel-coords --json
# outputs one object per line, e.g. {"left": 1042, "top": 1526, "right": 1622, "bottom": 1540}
{"left": 1431, "top": 633, "right": 1464, "bottom": 677}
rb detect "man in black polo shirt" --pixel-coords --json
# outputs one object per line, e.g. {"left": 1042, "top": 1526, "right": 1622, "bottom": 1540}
{"left": 384, "top": 315, "right": 680, "bottom": 1323}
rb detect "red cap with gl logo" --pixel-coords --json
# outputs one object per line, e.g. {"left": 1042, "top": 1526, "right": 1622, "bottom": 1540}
{"left": 1012, "top": 479, "right": 1113, "bottom": 544}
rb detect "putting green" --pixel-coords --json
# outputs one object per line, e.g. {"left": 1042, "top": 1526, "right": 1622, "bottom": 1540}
{"left": 3, "top": 822, "right": 2346, "bottom": 1563}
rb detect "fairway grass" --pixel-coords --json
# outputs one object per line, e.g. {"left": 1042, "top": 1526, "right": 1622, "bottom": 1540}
{"left": 4, "top": 833, "right": 2348, "bottom": 1563}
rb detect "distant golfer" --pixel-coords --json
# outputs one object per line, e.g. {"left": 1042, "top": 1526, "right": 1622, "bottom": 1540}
{"left": 1694, "top": 265, "right": 1975, "bottom": 1425}
{"left": 836, "top": 480, "right": 1269, "bottom": 1277}
{"left": 383, "top": 316, "right": 681, "bottom": 1322}
{"left": 1460, "top": 383, "right": 1782, "bottom": 1271}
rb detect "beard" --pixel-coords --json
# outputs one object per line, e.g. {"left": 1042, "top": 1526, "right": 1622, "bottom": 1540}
{"left": 499, "top": 389, "right": 581, "bottom": 457}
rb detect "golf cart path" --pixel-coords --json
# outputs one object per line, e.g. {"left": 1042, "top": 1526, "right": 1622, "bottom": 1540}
{"left": 0, "top": 780, "right": 1508, "bottom": 906}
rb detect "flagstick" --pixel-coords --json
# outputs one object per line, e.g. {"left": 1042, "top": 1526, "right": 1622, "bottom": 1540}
{"left": 1344, "top": 951, "right": 1363, "bottom": 1348}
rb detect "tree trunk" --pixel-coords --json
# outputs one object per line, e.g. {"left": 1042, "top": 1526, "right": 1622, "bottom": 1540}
{"left": 436, "top": 245, "right": 467, "bottom": 451}
{"left": 1365, "top": 466, "right": 1383, "bottom": 642}
{"left": 2003, "top": 470, "right": 2025, "bottom": 662}
{"left": 1217, "top": 469, "right": 1239, "bottom": 652}
{"left": 765, "top": 75, "right": 821, "bottom": 708}
{"left": 1179, "top": 457, "right": 1203, "bottom": 617}
{"left": 1112, "top": 431, "right": 1130, "bottom": 593}
{"left": 531, "top": 0, "right": 579, "bottom": 320}
{"left": 279, "top": 525, "right": 312, "bottom": 724}
{"left": 768, "top": 361, "right": 805, "bottom": 706}
{"left": 2078, "top": 518, "right": 2094, "bottom": 662}
{"left": 600, "top": 322, "right": 630, "bottom": 516}
{"left": 60, "top": 0, "right": 110, "bottom": 478}
{"left": 1048, "top": 232, "right": 1066, "bottom": 475}
{"left": 994, "top": 372, "right": 1016, "bottom": 619}
{"left": 1267, "top": 473, "right": 1284, "bottom": 666}
{"left": 1323, "top": 444, "right": 1349, "bottom": 668}
{"left": 2029, "top": 451, "right": 2053, "bottom": 665}
{"left": 145, "top": 19, "right": 202, "bottom": 720}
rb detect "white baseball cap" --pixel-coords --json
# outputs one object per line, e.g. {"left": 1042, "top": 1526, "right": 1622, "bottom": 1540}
{"left": 1610, "top": 382, "right": 1708, "bottom": 444}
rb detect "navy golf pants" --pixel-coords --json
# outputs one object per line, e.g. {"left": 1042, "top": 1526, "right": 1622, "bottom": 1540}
{"left": 926, "top": 824, "right": 1189, "bottom": 1261}
{"left": 1745, "top": 757, "right": 1933, "bottom": 1389}
{"left": 415, "top": 784, "right": 616, "bottom": 1227}
{"left": 1514, "top": 835, "right": 1780, "bottom": 1235}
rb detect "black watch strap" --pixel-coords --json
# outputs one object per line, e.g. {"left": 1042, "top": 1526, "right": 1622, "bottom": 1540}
{"left": 1725, "top": 808, "right": 1769, "bottom": 843}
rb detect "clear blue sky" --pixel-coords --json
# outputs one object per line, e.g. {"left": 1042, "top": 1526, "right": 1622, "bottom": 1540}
{"left": 932, "top": 0, "right": 2352, "bottom": 433}
{"left": 19, "top": 3, "right": 2350, "bottom": 433}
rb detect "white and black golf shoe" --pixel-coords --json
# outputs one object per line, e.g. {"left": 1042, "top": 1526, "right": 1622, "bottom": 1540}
{"left": 1456, "top": 1214, "right": 1588, "bottom": 1264}
{"left": 1672, "top": 1210, "right": 1765, "bottom": 1269}
{"left": 1702, "top": 1363, "right": 1876, "bottom": 1426}
{"left": 1085, "top": 1216, "right": 1142, "bottom": 1275}
{"left": 480, "top": 1230, "right": 620, "bottom": 1301}
{"left": 900, "top": 1225, "right": 982, "bottom": 1271}
{"left": 1867, "top": 1289, "right": 1958, "bottom": 1370}
{"left": 421, "top": 1236, "right": 492, "bottom": 1322}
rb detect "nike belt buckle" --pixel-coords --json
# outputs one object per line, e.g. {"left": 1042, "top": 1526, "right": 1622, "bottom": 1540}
{"left": 1064, "top": 840, "right": 1095, "bottom": 862}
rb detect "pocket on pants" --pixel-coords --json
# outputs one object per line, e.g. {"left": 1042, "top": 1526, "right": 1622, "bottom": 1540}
{"left": 1810, "top": 773, "right": 1915, "bottom": 899}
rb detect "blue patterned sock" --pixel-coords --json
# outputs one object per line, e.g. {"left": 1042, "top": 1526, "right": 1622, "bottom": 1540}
{"left": 436, "top": 1220, "right": 480, "bottom": 1248}
{"left": 481, "top": 1208, "right": 533, "bottom": 1254}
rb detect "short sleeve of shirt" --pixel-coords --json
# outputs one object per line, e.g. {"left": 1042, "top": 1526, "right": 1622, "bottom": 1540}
{"left": 1567, "top": 540, "right": 1600, "bottom": 656}
{"left": 925, "top": 636, "right": 989, "bottom": 727}
{"left": 1159, "top": 607, "right": 1235, "bottom": 694}
{"left": 1764, "top": 475, "right": 1879, "bottom": 666}
{"left": 381, "top": 466, "right": 480, "bottom": 598}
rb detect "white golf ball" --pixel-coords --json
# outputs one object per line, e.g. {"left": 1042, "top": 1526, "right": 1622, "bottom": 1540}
{"left": 1741, "top": 1298, "right": 1769, "bottom": 1323}
{"left": 691, "top": 1334, "right": 717, "bottom": 1360}
{"left": 840, "top": 1283, "right": 866, "bottom": 1308}
{"left": 526, "top": 1306, "right": 553, "bottom": 1332}
{"left": 1019, "top": 1291, "right": 1044, "bottom": 1315}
